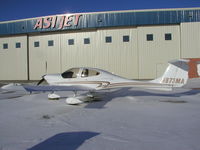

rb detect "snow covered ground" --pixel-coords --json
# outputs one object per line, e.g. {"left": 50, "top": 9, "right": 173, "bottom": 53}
{"left": 0, "top": 86, "right": 200, "bottom": 150}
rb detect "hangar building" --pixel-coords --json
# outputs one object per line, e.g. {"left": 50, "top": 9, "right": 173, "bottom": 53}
{"left": 0, "top": 7, "right": 200, "bottom": 80}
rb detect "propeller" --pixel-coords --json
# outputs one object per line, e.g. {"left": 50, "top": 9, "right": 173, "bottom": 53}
{"left": 37, "top": 75, "right": 46, "bottom": 85}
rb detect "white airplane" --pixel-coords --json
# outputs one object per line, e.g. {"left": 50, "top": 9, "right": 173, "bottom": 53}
{"left": 1, "top": 58, "right": 200, "bottom": 105}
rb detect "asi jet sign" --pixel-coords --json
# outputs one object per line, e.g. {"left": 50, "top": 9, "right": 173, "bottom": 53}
{"left": 33, "top": 14, "right": 82, "bottom": 30}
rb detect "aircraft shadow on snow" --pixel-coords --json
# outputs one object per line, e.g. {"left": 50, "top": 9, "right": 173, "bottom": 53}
{"left": 85, "top": 87, "right": 200, "bottom": 109}
{"left": 28, "top": 131, "right": 100, "bottom": 150}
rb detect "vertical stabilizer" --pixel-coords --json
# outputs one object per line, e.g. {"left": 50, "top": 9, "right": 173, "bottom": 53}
{"left": 157, "top": 59, "right": 189, "bottom": 87}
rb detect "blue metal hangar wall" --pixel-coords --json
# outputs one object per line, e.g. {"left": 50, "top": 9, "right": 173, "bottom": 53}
{"left": 0, "top": 8, "right": 200, "bottom": 80}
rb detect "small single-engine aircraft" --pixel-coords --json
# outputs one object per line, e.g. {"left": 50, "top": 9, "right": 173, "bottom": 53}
{"left": 1, "top": 58, "right": 200, "bottom": 104}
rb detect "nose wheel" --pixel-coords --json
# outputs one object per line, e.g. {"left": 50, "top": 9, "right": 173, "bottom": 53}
{"left": 48, "top": 92, "right": 60, "bottom": 100}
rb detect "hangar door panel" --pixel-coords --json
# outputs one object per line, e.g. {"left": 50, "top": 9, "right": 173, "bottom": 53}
{"left": 96, "top": 28, "right": 138, "bottom": 79}
{"left": 29, "top": 34, "right": 61, "bottom": 80}
{"left": 181, "top": 22, "right": 200, "bottom": 58}
{"left": 0, "top": 36, "right": 28, "bottom": 80}
{"left": 60, "top": 31, "right": 98, "bottom": 72}
{"left": 60, "top": 28, "right": 138, "bottom": 79}
{"left": 138, "top": 25, "right": 181, "bottom": 79}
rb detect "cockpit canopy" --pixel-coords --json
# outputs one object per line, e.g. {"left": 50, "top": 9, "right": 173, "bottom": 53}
{"left": 81, "top": 68, "right": 100, "bottom": 77}
{"left": 61, "top": 68, "right": 79, "bottom": 78}
{"left": 61, "top": 68, "right": 100, "bottom": 78}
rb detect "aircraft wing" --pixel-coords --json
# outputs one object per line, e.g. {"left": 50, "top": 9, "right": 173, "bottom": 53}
{"left": 2, "top": 82, "right": 172, "bottom": 93}
{"left": 23, "top": 85, "right": 94, "bottom": 92}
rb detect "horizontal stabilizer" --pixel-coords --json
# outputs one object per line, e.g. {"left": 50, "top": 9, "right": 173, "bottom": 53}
{"left": 1, "top": 83, "right": 26, "bottom": 92}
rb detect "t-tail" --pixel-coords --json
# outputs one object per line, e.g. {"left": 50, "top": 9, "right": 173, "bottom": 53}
{"left": 155, "top": 58, "right": 200, "bottom": 88}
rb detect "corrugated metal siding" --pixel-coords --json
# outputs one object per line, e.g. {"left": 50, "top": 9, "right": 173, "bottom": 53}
{"left": 29, "top": 34, "right": 61, "bottom": 80}
{"left": 28, "top": 25, "right": 182, "bottom": 80}
{"left": 138, "top": 25, "right": 181, "bottom": 79}
{"left": 0, "top": 25, "right": 182, "bottom": 80}
{"left": 0, "top": 36, "right": 28, "bottom": 80}
{"left": 95, "top": 28, "right": 138, "bottom": 79}
{"left": 28, "top": 28, "right": 138, "bottom": 80}
{"left": 181, "top": 22, "right": 200, "bottom": 58}
{"left": 1, "top": 9, "right": 200, "bottom": 36}
{"left": 60, "top": 30, "right": 98, "bottom": 71}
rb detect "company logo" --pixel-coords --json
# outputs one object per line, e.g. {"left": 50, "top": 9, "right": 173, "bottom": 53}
{"left": 33, "top": 14, "right": 82, "bottom": 30}
{"left": 162, "top": 78, "right": 185, "bottom": 84}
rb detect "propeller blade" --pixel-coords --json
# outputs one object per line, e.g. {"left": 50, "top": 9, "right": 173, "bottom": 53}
{"left": 37, "top": 78, "right": 45, "bottom": 85}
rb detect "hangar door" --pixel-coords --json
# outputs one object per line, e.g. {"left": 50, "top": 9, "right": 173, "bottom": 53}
{"left": 60, "top": 28, "right": 138, "bottom": 79}
{"left": 0, "top": 35, "right": 28, "bottom": 80}
{"left": 29, "top": 34, "right": 61, "bottom": 80}
{"left": 29, "top": 28, "right": 138, "bottom": 80}
{"left": 181, "top": 22, "right": 200, "bottom": 58}
{"left": 137, "top": 25, "right": 181, "bottom": 79}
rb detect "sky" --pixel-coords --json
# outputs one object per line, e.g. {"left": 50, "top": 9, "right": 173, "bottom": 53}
{"left": 0, "top": 0, "right": 200, "bottom": 21}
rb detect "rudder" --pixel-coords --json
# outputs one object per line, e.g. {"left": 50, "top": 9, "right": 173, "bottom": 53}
{"left": 159, "top": 59, "right": 189, "bottom": 87}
